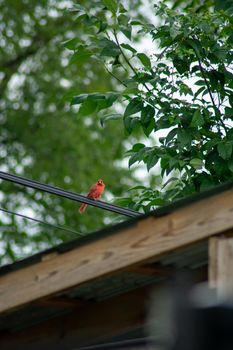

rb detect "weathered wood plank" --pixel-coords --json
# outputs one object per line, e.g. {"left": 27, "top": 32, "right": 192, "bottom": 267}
{"left": 208, "top": 237, "right": 218, "bottom": 289}
{"left": 208, "top": 237, "right": 233, "bottom": 299}
{"left": 217, "top": 238, "right": 233, "bottom": 300}
{"left": 1, "top": 187, "right": 233, "bottom": 313}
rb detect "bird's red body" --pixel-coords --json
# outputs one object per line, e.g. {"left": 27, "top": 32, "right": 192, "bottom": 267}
{"left": 79, "top": 179, "right": 105, "bottom": 213}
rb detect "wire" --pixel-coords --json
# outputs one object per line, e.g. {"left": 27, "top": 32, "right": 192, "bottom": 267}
{"left": 0, "top": 171, "right": 140, "bottom": 217}
{"left": 0, "top": 207, "right": 85, "bottom": 237}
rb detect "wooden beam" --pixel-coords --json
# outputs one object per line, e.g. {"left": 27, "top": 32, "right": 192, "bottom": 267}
{"left": 35, "top": 297, "right": 89, "bottom": 309}
{"left": 209, "top": 237, "right": 233, "bottom": 300}
{"left": 217, "top": 238, "right": 233, "bottom": 300}
{"left": 206, "top": 229, "right": 233, "bottom": 285}
{"left": 208, "top": 237, "right": 218, "bottom": 289}
{"left": 1, "top": 187, "right": 233, "bottom": 314}
{"left": 0, "top": 284, "right": 148, "bottom": 350}
{"left": 127, "top": 264, "right": 174, "bottom": 277}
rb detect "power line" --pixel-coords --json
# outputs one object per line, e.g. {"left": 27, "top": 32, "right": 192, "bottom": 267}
{"left": 0, "top": 207, "right": 84, "bottom": 237}
{"left": 0, "top": 171, "right": 140, "bottom": 217}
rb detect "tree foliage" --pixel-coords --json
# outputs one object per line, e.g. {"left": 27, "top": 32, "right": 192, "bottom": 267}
{"left": 0, "top": 0, "right": 143, "bottom": 264}
{"left": 69, "top": 0, "right": 233, "bottom": 212}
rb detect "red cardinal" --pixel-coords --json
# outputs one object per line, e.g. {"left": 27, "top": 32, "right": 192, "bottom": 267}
{"left": 79, "top": 179, "right": 105, "bottom": 213}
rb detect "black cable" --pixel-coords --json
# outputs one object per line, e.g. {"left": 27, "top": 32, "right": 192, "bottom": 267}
{"left": 0, "top": 207, "right": 85, "bottom": 237}
{"left": 0, "top": 171, "right": 140, "bottom": 217}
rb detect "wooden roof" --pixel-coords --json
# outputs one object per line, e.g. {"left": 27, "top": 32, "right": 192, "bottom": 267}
{"left": 1, "top": 181, "right": 233, "bottom": 349}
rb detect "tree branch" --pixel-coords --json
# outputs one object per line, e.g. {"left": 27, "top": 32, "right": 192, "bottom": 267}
{"left": 113, "top": 30, "right": 152, "bottom": 95}
{"left": 104, "top": 64, "right": 127, "bottom": 87}
{"left": 195, "top": 55, "right": 227, "bottom": 133}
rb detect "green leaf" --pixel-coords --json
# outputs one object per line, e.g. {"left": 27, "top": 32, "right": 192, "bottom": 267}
{"left": 70, "top": 46, "right": 92, "bottom": 64}
{"left": 137, "top": 53, "right": 151, "bottom": 69}
{"left": 129, "top": 153, "right": 140, "bottom": 167}
{"left": 225, "top": 106, "right": 233, "bottom": 117}
{"left": 96, "top": 92, "right": 119, "bottom": 111}
{"left": 124, "top": 116, "right": 140, "bottom": 134}
{"left": 127, "top": 185, "right": 148, "bottom": 191}
{"left": 208, "top": 69, "right": 225, "bottom": 90}
{"left": 123, "top": 85, "right": 139, "bottom": 95}
{"left": 130, "top": 20, "right": 144, "bottom": 26}
{"left": 159, "top": 137, "right": 165, "bottom": 144}
{"left": 229, "top": 94, "right": 233, "bottom": 107}
{"left": 62, "top": 38, "right": 80, "bottom": 50}
{"left": 105, "top": 92, "right": 119, "bottom": 104}
{"left": 102, "top": 0, "right": 118, "bottom": 14}
{"left": 100, "top": 113, "right": 121, "bottom": 127}
{"left": 157, "top": 115, "right": 171, "bottom": 130}
{"left": 142, "top": 119, "right": 155, "bottom": 137}
{"left": 114, "top": 197, "right": 133, "bottom": 206}
{"left": 204, "top": 138, "right": 219, "bottom": 152}
{"left": 124, "top": 98, "right": 143, "bottom": 117}
{"left": 98, "top": 38, "right": 120, "bottom": 57}
{"left": 121, "top": 43, "right": 137, "bottom": 54}
{"left": 213, "top": 47, "right": 227, "bottom": 60}
{"left": 71, "top": 93, "right": 107, "bottom": 106}
{"left": 162, "top": 177, "right": 180, "bottom": 189}
{"left": 140, "top": 105, "right": 155, "bottom": 126}
{"left": 215, "top": 0, "right": 233, "bottom": 13}
{"left": 70, "top": 4, "right": 85, "bottom": 12}
{"left": 199, "top": 175, "right": 215, "bottom": 192}
{"left": 71, "top": 94, "right": 88, "bottom": 105}
{"left": 149, "top": 198, "right": 165, "bottom": 206}
{"left": 190, "top": 110, "right": 205, "bottom": 128}
{"left": 118, "top": 14, "right": 129, "bottom": 25}
{"left": 228, "top": 159, "right": 233, "bottom": 172}
{"left": 173, "top": 57, "right": 190, "bottom": 74}
{"left": 193, "top": 86, "right": 206, "bottom": 99}
{"left": 180, "top": 83, "right": 193, "bottom": 96}
{"left": 217, "top": 142, "right": 233, "bottom": 160}
{"left": 190, "top": 158, "right": 204, "bottom": 169}
{"left": 213, "top": 157, "right": 229, "bottom": 176}
{"left": 121, "top": 25, "right": 132, "bottom": 40}
{"left": 170, "top": 27, "right": 181, "bottom": 40}
{"left": 146, "top": 151, "right": 158, "bottom": 171}
{"left": 128, "top": 147, "right": 146, "bottom": 167}
{"left": 132, "top": 143, "right": 145, "bottom": 152}
{"left": 185, "top": 38, "right": 202, "bottom": 58}
{"left": 166, "top": 128, "right": 177, "bottom": 144}
{"left": 97, "top": 20, "right": 108, "bottom": 33}
{"left": 177, "top": 129, "right": 192, "bottom": 148}
{"left": 78, "top": 98, "right": 97, "bottom": 116}
{"left": 195, "top": 80, "right": 206, "bottom": 86}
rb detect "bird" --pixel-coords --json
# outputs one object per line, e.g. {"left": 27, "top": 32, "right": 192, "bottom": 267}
{"left": 79, "top": 179, "right": 105, "bottom": 213}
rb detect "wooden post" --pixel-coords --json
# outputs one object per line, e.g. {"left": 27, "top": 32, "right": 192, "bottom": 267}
{"left": 217, "top": 238, "right": 233, "bottom": 300}
{"left": 209, "top": 237, "right": 233, "bottom": 301}
{"left": 208, "top": 237, "right": 218, "bottom": 289}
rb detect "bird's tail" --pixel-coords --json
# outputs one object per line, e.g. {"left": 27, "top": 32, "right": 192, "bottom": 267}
{"left": 79, "top": 203, "right": 88, "bottom": 213}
